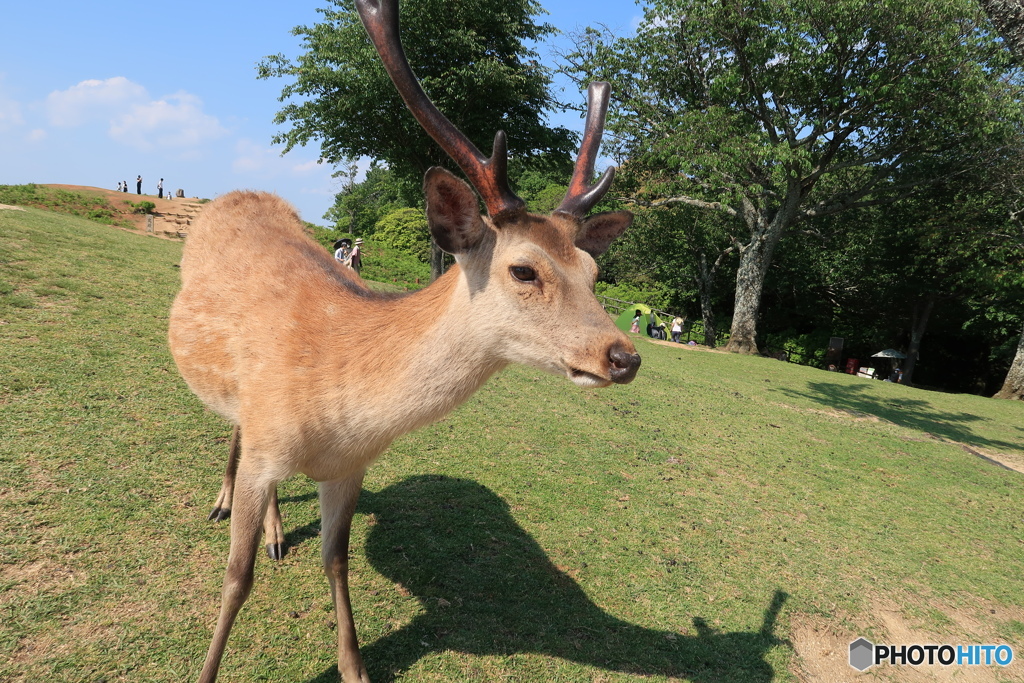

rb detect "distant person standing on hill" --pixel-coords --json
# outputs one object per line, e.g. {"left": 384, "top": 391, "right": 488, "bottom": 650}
{"left": 350, "top": 238, "right": 363, "bottom": 274}
{"left": 157, "top": 178, "right": 164, "bottom": 199}
{"left": 136, "top": 175, "right": 142, "bottom": 194}
{"left": 116, "top": 180, "right": 122, "bottom": 192}
{"left": 122, "top": 180, "right": 128, "bottom": 193}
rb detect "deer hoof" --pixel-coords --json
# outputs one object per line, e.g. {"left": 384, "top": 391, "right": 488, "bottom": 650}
{"left": 266, "top": 542, "right": 285, "bottom": 561}
{"left": 208, "top": 507, "right": 231, "bottom": 522}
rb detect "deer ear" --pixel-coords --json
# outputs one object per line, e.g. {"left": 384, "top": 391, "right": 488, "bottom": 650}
{"left": 575, "top": 210, "right": 633, "bottom": 257}
{"left": 424, "top": 167, "right": 487, "bottom": 254}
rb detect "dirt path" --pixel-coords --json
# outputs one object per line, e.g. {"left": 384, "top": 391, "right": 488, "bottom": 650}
{"left": 41, "top": 184, "right": 204, "bottom": 238}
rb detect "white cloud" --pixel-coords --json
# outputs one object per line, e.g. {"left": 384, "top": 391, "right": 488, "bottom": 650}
{"left": 232, "top": 138, "right": 336, "bottom": 180}
{"left": 45, "top": 77, "right": 226, "bottom": 151}
{"left": 291, "top": 158, "right": 323, "bottom": 175}
{"left": 300, "top": 184, "right": 338, "bottom": 196}
{"left": 46, "top": 76, "right": 147, "bottom": 127}
{"left": 0, "top": 75, "right": 24, "bottom": 131}
{"left": 0, "top": 98, "right": 22, "bottom": 130}
{"left": 232, "top": 138, "right": 279, "bottom": 174}
{"left": 110, "top": 91, "right": 227, "bottom": 151}
{"left": 27, "top": 128, "right": 46, "bottom": 142}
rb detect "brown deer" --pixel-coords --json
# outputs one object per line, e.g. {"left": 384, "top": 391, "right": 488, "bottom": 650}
{"left": 167, "top": 0, "right": 640, "bottom": 680}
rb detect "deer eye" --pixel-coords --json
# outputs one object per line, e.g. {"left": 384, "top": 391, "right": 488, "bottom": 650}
{"left": 509, "top": 265, "right": 537, "bottom": 283}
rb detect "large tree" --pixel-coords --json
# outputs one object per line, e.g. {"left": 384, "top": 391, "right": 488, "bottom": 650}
{"left": 563, "top": 0, "right": 1023, "bottom": 353}
{"left": 977, "top": 0, "right": 1024, "bottom": 399}
{"left": 259, "top": 0, "right": 575, "bottom": 279}
{"left": 987, "top": 164, "right": 1024, "bottom": 398}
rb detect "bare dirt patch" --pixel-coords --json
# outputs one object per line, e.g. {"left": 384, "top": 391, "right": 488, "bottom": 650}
{"left": 0, "top": 559, "right": 85, "bottom": 605}
{"left": 0, "top": 203, "right": 26, "bottom": 211}
{"left": 642, "top": 337, "right": 724, "bottom": 352}
{"left": 957, "top": 443, "right": 1024, "bottom": 476}
{"left": 791, "top": 596, "right": 1024, "bottom": 682}
{"left": 774, "top": 401, "right": 887, "bottom": 424}
{"left": 40, "top": 184, "right": 204, "bottom": 238}
{"left": 10, "top": 618, "right": 115, "bottom": 668}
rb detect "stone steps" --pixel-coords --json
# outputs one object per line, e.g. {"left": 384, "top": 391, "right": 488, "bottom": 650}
{"left": 151, "top": 201, "right": 204, "bottom": 238}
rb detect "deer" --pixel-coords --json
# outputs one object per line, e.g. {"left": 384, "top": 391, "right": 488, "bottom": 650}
{"left": 167, "top": 0, "right": 641, "bottom": 680}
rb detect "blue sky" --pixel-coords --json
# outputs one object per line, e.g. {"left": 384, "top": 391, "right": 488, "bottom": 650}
{"left": 0, "top": 1, "right": 641, "bottom": 224}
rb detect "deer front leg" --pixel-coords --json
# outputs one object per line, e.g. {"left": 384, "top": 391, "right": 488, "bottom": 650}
{"left": 210, "top": 426, "right": 286, "bottom": 561}
{"left": 264, "top": 487, "right": 285, "bottom": 561}
{"left": 320, "top": 472, "right": 370, "bottom": 683}
{"left": 197, "top": 467, "right": 275, "bottom": 683}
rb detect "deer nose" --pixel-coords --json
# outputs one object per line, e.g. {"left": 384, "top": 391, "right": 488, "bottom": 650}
{"left": 609, "top": 346, "right": 641, "bottom": 384}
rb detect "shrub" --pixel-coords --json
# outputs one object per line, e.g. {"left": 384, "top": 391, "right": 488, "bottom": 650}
{"left": 360, "top": 243, "right": 430, "bottom": 288}
{"left": 304, "top": 225, "right": 429, "bottom": 290}
{"left": 762, "top": 328, "right": 832, "bottom": 365}
{"left": 305, "top": 221, "right": 339, "bottom": 250}
{"left": 88, "top": 209, "right": 115, "bottom": 221}
{"left": 129, "top": 201, "right": 156, "bottom": 215}
{"left": 372, "top": 208, "right": 430, "bottom": 262}
{"left": 0, "top": 183, "right": 42, "bottom": 206}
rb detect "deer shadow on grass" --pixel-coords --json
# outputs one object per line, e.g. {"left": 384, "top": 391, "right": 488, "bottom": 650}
{"left": 306, "top": 475, "right": 790, "bottom": 682}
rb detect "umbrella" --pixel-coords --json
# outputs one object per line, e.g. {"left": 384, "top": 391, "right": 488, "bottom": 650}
{"left": 871, "top": 349, "right": 906, "bottom": 359}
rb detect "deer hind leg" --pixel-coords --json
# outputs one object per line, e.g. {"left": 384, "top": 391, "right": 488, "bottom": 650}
{"left": 197, "top": 465, "right": 276, "bottom": 683}
{"left": 320, "top": 472, "right": 371, "bottom": 683}
{"left": 208, "top": 426, "right": 240, "bottom": 522}
{"left": 210, "top": 425, "right": 286, "bottom": 561}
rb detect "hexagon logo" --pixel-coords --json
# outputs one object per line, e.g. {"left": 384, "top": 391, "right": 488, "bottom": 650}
{"left": 849, "top": 637, "right": 874, "bottom": 671}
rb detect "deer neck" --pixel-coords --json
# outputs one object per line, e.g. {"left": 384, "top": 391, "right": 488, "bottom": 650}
{"left": 326, "top": 264, "right": 507, "bottom": 437}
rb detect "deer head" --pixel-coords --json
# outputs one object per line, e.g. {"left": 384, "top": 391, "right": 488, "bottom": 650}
{"left": 357, "top": 0, "right": 640, "bottom": 386}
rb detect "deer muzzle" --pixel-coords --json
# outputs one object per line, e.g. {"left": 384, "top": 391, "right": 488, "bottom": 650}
{"left": 609, "top": 346, "right": 642, "bottom": 384}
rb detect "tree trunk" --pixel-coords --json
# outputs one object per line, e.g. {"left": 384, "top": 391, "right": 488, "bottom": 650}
{"left": 994, "top": 323, "right": 1024, "bottom": 399}
{"left": 695, "top": 252, "right": 718, "bottom": 347}
{"left": 430, "top": 238, "right": 444, "bottom": 282}
{"left": 726, "top": 253, "right": 765, "bottom": 354}
{"left": 698, "top": 288, "right": 718, "bottom": 347}
{"left": 725, "top": 219, "right": 787, "bottom": 354}
{"left": 902, "top": 293, "right": 937, "bottom": 386}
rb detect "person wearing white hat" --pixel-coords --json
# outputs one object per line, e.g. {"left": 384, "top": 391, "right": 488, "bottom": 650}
{"left": 350, "top": 238, "right": 363, "bottom": 274}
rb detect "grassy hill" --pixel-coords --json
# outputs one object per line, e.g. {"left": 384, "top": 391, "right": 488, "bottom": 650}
{"left": 2, "top": 205, "right": 1024, "bottom": 682}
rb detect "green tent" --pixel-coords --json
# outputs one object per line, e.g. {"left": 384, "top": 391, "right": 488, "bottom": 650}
{"left": 614, "top": 304, "right": 664, "bottom": 336}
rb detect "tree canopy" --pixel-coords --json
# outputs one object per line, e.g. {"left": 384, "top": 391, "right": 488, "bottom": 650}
{"left": 323, "top": 161, "right": 418, "bottom": 235}
{"left": 258, "top": 0, "right": 576, "bottom": 184}
{"left": 563, "top": 0, "right": 1024, "bottom": 353}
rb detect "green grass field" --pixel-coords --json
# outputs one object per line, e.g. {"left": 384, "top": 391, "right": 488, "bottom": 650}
{"left": 2, "top": 205, "right": 1024, "bottom": 682}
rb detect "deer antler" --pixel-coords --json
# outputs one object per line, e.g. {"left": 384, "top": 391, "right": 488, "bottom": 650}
{"left": 355, "top": 0, "right": 526, "bottom": 222}
{"left": 555, "top": 82, "right": 616, "bottom": 220}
